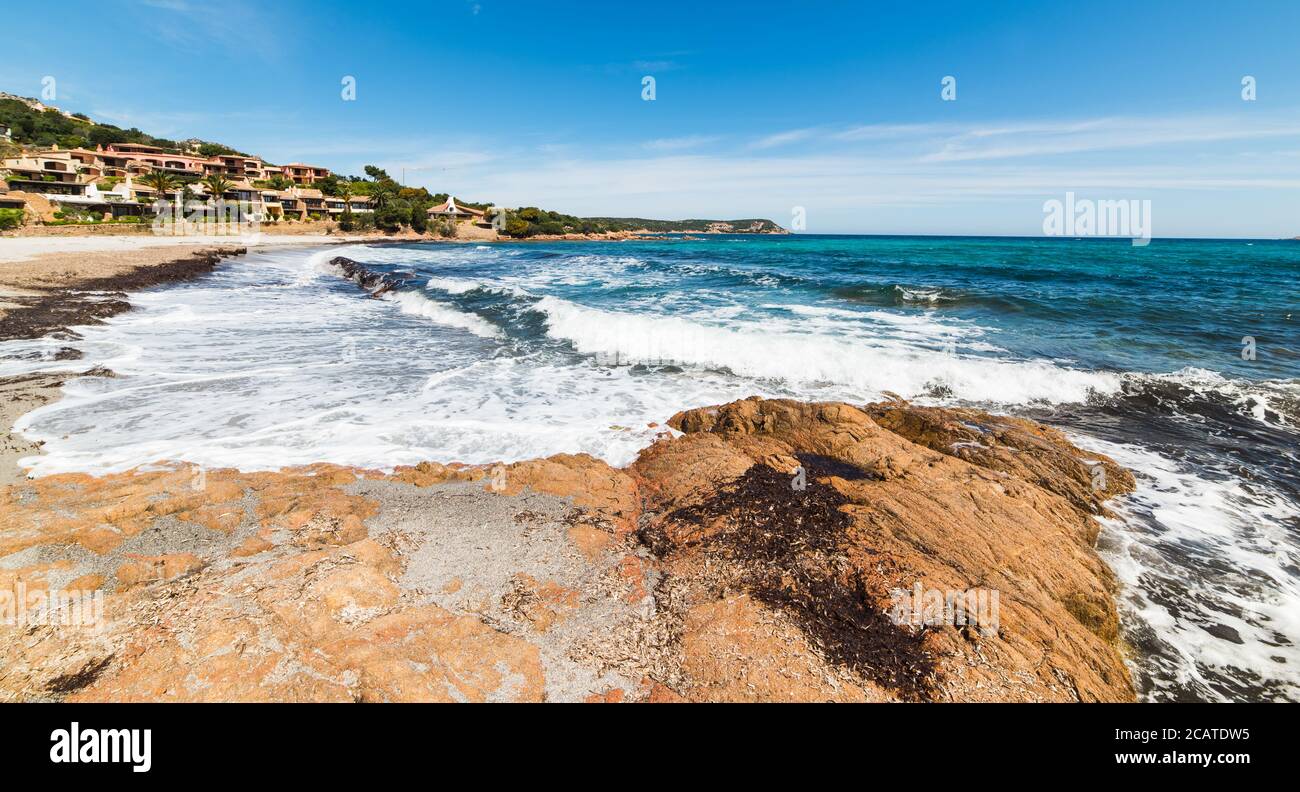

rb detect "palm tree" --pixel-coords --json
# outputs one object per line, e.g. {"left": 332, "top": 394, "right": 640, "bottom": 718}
{"left": 201, "top": 174, "right": 233, "bottom": 204}
{"left": 141, "top": 169, "right": 180, "bottom": 205}
{"left": 337, "top": 181, "right": 355, "bottom": 230}
{"left": 369, "top": 182, "right": 395, "bottom": 211}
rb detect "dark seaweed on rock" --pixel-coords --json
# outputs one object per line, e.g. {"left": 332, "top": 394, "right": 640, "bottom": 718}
{"left": 45, "top": 655, "right": 114, "bottom": 695}
{"left": 641, "top": 454, "right": 939, "bottom": 701}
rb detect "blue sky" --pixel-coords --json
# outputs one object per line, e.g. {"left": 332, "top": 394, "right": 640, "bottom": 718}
{"left": 5, "top": 0, "right": 1299, "bottom": 236}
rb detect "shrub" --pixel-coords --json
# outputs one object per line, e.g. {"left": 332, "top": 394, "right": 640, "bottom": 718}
{"left": 374, "top": 202, "right": 408, "bottom": 232}
{"left": 0, "top": 208, "right": 24, "bottom": 230}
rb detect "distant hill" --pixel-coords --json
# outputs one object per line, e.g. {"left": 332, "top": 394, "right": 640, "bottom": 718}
{"left": 0, "top": 94, "right": 244, "bottom": 157}
{"left": 582, "top": 217, "right": 786, "bottom": 234}
{"left": 496, "top": 208, "right": 786, "bottom": 238}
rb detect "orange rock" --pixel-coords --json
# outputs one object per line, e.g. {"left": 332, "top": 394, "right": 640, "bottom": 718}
{"left": 231, "top": 536, "right": 273, "bottom": 557}
{"left": 565, "top": 520, "right": 613, "bottom": 561}
{"left": 645, "top": 398, "right": 1135, "bottom": 702}
{"left": 66, "top": 574, "right": 106, "bottom": 592}
{"left": 0, "top": 398, "right": 1137, "bottom": 702}
{"left": 585, "top": 688, "right": 626, "bottom": 703}
{"left": 502, "top": 573, "right": 582, "bottom": 633}
{"left": 115, "top": 553, "right": 205, "bottom": 589}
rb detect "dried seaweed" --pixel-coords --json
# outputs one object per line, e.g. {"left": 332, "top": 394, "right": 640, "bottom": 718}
{"left": 641, "top": 454, "right": 939, "bottom": 701}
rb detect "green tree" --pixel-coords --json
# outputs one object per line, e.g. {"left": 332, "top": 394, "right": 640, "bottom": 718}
{"left": 337, "top": 182, "right": 355, "bottom": 231}
{"left": 87, "top": 125, "right": 126, "bottom": 147}
{"left": 369, "top": 181, "right": 396, "bottom": 212}
{"left": 409, "top": 202, "right": 428, "bottom": 233}
{"left": 313, "top": 174, "right": 343, "bottom": 196}
{"left": 198, "top": 142, "right": 243, "bottom": 157}
{"left": 201, "top": 174, "right": 233, "bottom": 203}
{"left": 371, "top": 194, "right": 411, "bottom": 231}
{"left": 142, "top": 170, "right": 181, "bottom": 205}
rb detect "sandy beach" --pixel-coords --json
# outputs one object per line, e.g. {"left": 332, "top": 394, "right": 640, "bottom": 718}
{"left": 0, "top": 231, "right": 396, "bottom": 290}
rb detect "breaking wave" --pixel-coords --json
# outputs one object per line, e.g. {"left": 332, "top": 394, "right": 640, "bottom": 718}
{"left": 382, "top": 291, "right": 503, "bottom": 339}
{"left": 533, "top": 296, "right": 1120, "bottom": 405}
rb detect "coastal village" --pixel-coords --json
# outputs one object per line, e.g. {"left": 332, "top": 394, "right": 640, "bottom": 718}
{"left": 0, "top": 138, "right": 781, "bottom": 239}
{"left": 0, "top": 91, "right": 504, "bottom": 237}
{"left": 0, "top": 140, "right": 497, "bottom": 233}
{"left": 2, "top": 141, "right": 360, "bottom": 221}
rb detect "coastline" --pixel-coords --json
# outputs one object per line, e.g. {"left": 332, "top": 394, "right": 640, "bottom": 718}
{"left": 0, "top": 235, "right": 1138, "bottom": 702}
{"left": 0, "top": 230, "right": 696, "bottom": 484}
{"left": 0, "top": 229, "right": 724, "bottom": 483}
{"left": 0, "top": 234, "right": 406, "bottom": 486}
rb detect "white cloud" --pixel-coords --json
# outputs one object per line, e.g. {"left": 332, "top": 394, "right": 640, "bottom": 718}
{"left": 432, "top": 112, "right": 1300, "bottom": 235}
{"left": 232, "top": 110, "right": 1300, "bottom": 235}
{"left": 643, "top": 135, "right": 721, "bottom": 152}
{"left": 919, "top": 115, "right": 1300, "bottom": 162}
{"left": 748, "top": 128, "right": 818, "bottom": 150}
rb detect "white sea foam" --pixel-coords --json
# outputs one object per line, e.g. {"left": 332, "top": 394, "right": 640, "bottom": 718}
{"left": 535, "top": 296, "right": 1119, "bottom": 404}
{"left": 424, "top": 276, "right": 529, "bottom": 297}
{"left": 1136, "top": 366, "right": 1300, "bottom": 428}
{"left": 894, "top": 285, "right": 952, "bottom": 303}
{"left": 382, "top": 291, "right": 503, "bottom": 338}
{"left": 423, "top": 276, "right": 481, "bottom": 294}
{"left": 1073, "top": 434, "right": 1300, "bottom": 701}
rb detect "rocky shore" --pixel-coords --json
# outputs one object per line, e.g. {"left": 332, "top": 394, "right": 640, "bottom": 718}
{"left": 0, "top": 396, "right": 1137, "bottom": 702}
{"left": 0, "top": 241, "right": 1138, "bottom": 702}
